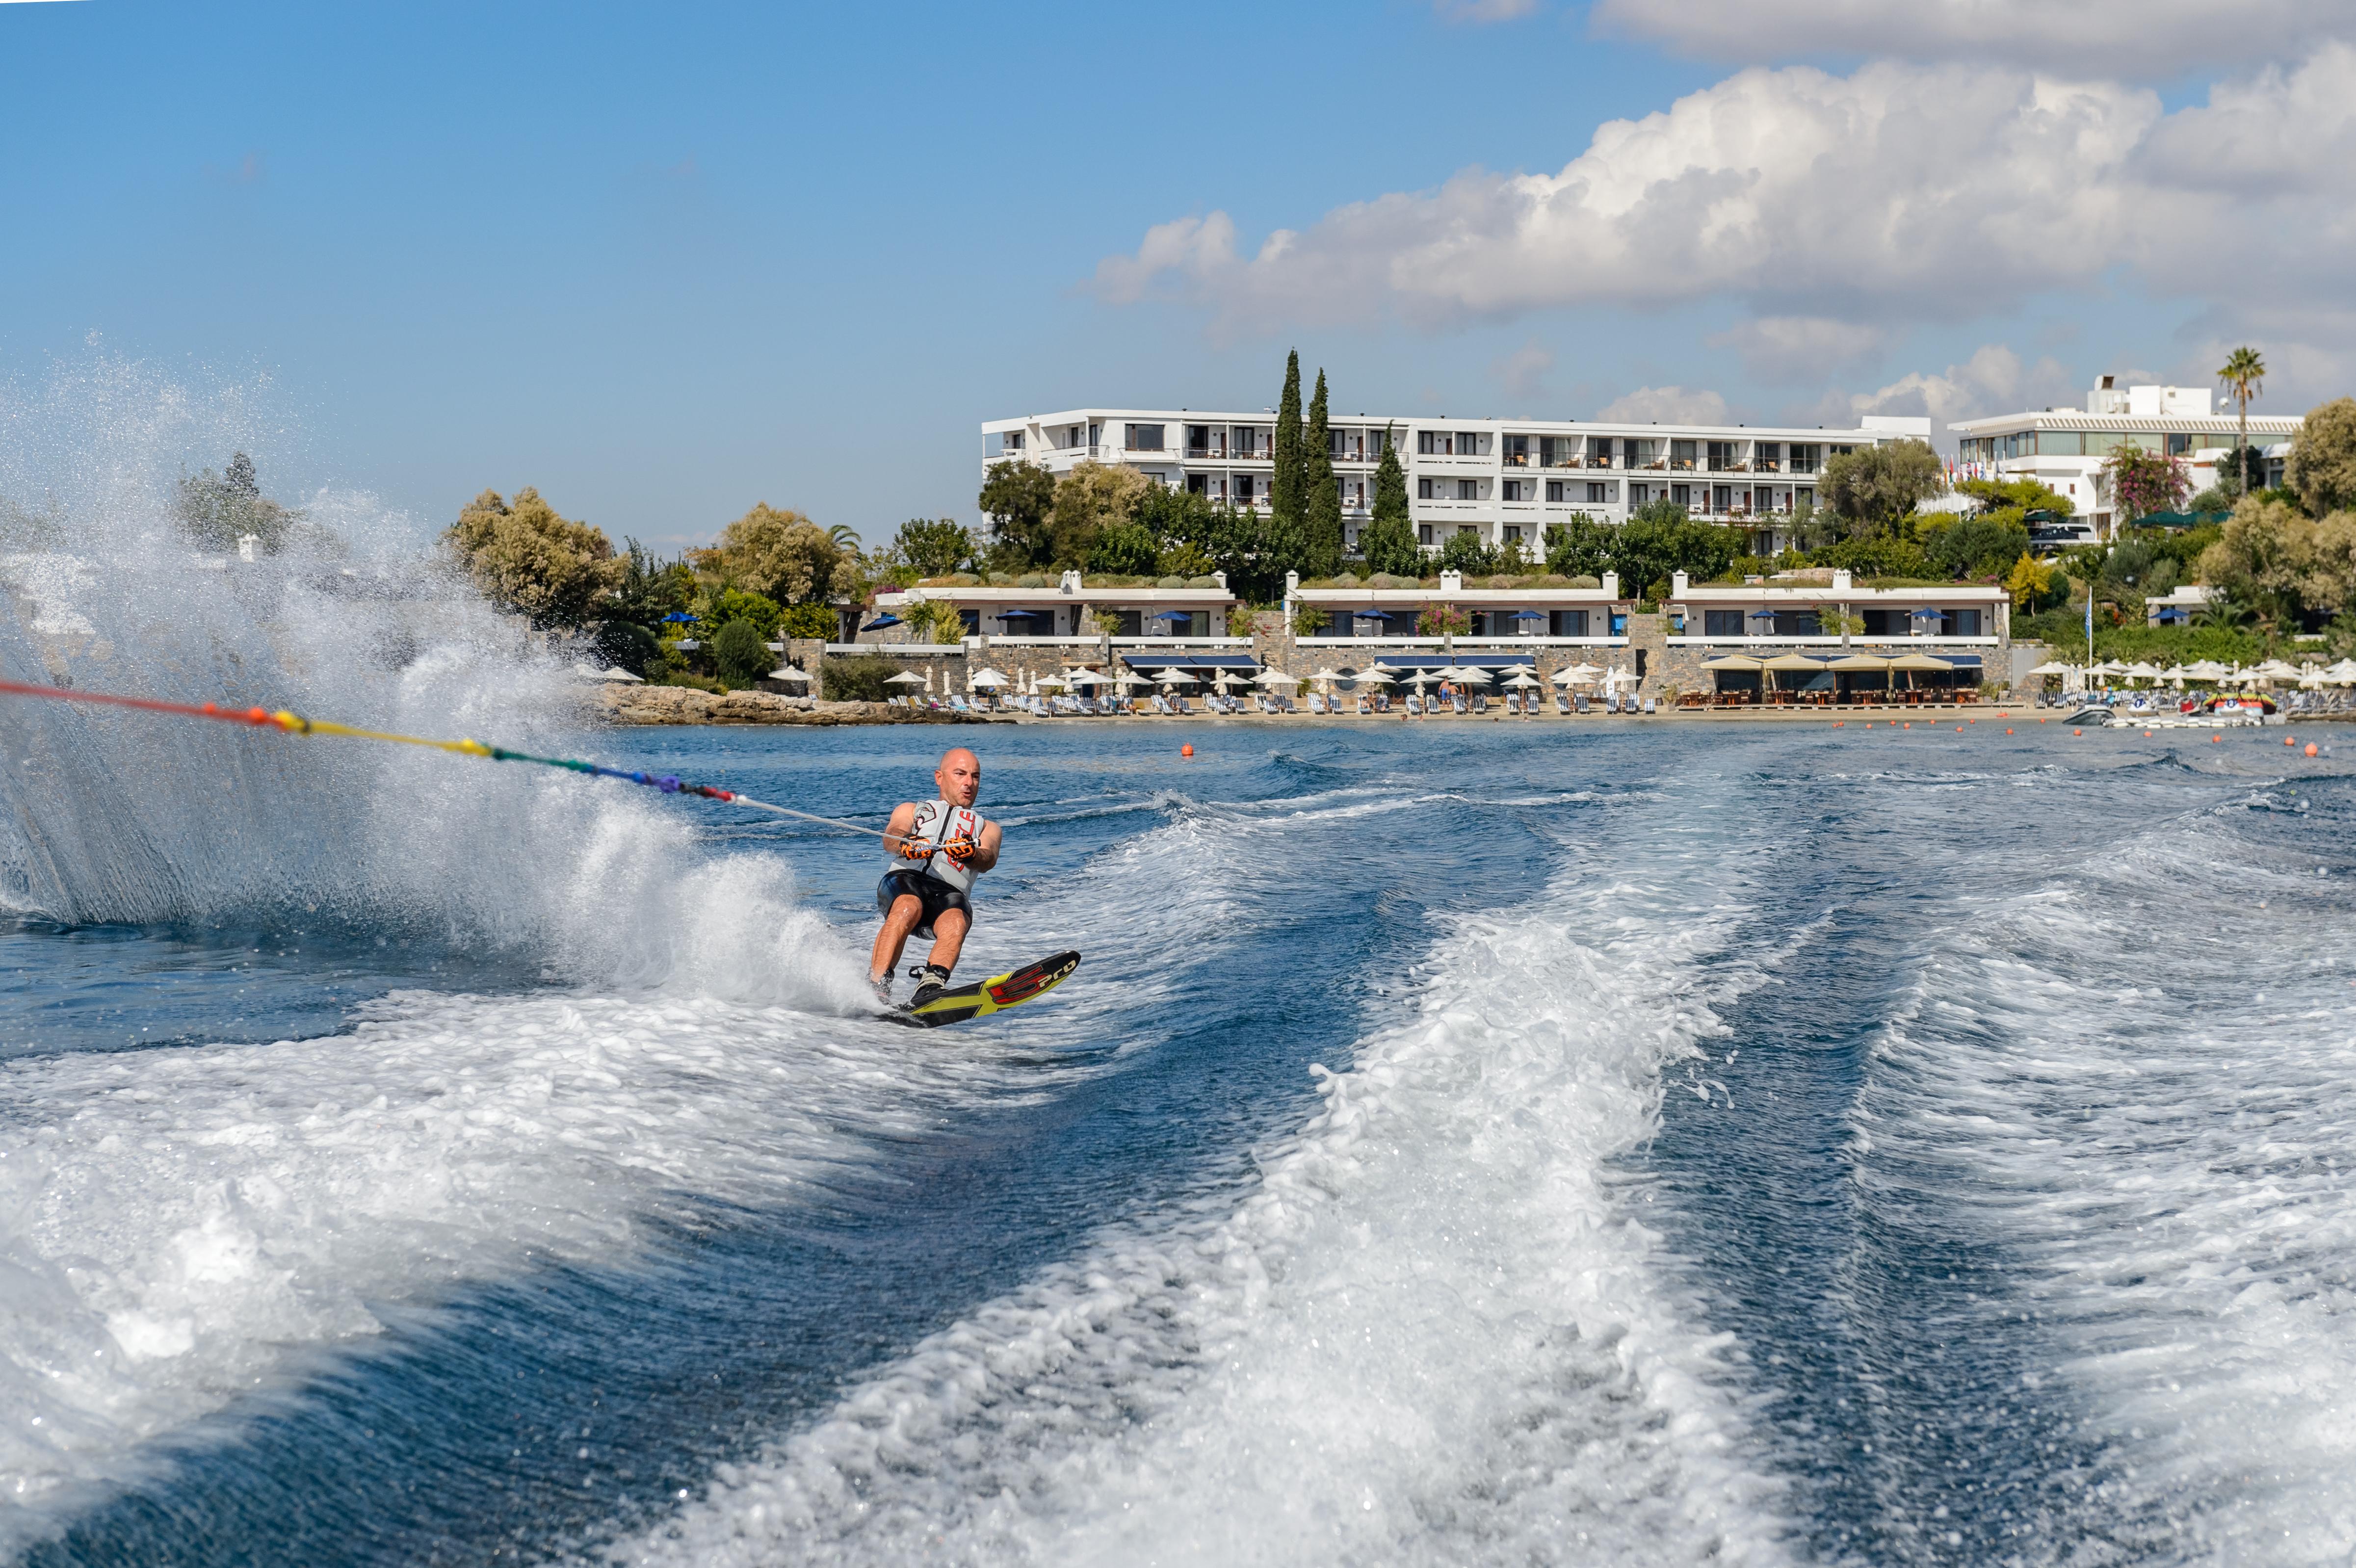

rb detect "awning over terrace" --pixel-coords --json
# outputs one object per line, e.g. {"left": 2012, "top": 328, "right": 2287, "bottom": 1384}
{"left": 1118, "top": 653, "right": 1259, "bottom": 672}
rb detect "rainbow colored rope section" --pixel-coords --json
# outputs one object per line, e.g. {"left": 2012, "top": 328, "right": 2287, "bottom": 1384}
{"left": 0, "top": 677, "right": 892, "bottom": 838}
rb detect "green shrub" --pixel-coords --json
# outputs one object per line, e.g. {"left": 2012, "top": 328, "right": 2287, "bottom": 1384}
{"left": 822, "top": 653, "right": 901, "bottom": 703}
{"left": 712, "top": 619, "right": 770, "bottom": 686}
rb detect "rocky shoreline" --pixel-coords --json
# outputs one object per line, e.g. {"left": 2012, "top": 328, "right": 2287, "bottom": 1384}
{"left": 593, "top": 684, "right": 999, "bottom": 727}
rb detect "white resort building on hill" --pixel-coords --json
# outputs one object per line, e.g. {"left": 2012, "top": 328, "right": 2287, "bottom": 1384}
{"left": 1950, "top": 376, "right": 2302, "bottom": 538}
{"left": 983, "top": 408, "right": 1932, "bottom": 557}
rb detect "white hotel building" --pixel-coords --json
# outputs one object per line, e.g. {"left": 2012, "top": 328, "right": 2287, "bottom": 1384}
{"left": 983, "top": 408, "right": 1932, "bottom": 557}
{"left": 1949, "top": 376, "right": 2302, "bottom": 539}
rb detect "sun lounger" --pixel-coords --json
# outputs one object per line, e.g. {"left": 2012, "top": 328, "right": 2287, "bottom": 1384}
{"left": 1553, "top": 692, "right": 1571, "bottom": 715}
{"left": 1572, "top": 693, "right": 1590, "bottom": 714}
{"left": 1471, "top": 694, "right": 1489, "bottom": 715}
{"left": 1641, "top": 696, "right": 1656, "bottom": 714}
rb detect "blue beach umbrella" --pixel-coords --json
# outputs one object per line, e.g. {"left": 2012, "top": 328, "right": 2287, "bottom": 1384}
{"left": 860, "top": 613, "right": 902, "bottom": 633}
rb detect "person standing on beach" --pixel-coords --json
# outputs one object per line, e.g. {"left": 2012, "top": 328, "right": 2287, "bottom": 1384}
{"left": 868, "top": 747, "right": 1002, "bottom": 1007}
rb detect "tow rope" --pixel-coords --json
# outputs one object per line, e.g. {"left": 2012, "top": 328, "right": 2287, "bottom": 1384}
{"left": 0, "top": 677, "right": 893, "bottom": 839}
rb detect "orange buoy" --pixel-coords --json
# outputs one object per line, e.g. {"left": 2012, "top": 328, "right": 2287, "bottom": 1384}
{"left": 2306, "top": 743, "right": 2320, "bottom": 757}
{"left": 1180, "top": 743, "right": 1194, "bottom": 758}
{"left": 2212, "top": 734, "right": 2223, "bottom": 743}
{"left": 2005, "top": 728, "right": 2014, "bottom": 734}
{"left": 2284, "top": 735, "right": 2296, "bottom": 747}
{"left": 2144, "top": 730, "right": 2153, "bottom": 737}
{"left": 2073, "top": 728, "right": 2082, "bottom": 736}
{"left": 1903, "top": 722, "right": 1911, "bottom": 729}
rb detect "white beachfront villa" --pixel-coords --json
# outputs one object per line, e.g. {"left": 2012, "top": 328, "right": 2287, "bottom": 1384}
{"left": 1949, "top": 376, "right": 2302, "bottom": 539}
{"left": 982, "top": 407, "right": 1932, "bottom": 558}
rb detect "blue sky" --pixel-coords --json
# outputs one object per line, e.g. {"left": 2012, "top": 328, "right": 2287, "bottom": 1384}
{"left": 4, "top": 0, "right": 2350, "bottom": 552}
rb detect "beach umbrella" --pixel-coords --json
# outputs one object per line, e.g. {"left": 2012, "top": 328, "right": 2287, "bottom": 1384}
{"left": 859, "top": 614, "right": 902, "bottom": 633}
{"left": 969, "top": 667, "right": 1009, "bottom": 688}
{"left": 1255, "top": 668, "right": 1301, "bottom": 686}
{"left": 1699, "top": 654, "right": 1764, "bottom": 672}
{"left": 1351, "top": 669, "right": 1394, "bottom": 686}
{"left": 880, "top": 670, "right": 922, "bottom": 685}
{"left": 1829, "top": 653, "right": 1889, "bottom": 671}
{"left": 1115, "top": 671, "right": 1152, "bottom": 688}
{"left": 1307, "top": 667, "right": 1348, "bottom": 685}
{"left": 1153, "top": 668, "right": 1192, "bottom": 686}
{"left": 2023, "top": 661, "right": 2072, "bottom": 676}
{"left": 1453, "top": 667, "right": 1493, "bottom": 686}
{"left": 1502, "top": 671, "right": 1542, "bottom": 688}
{"left": 1065, "top": 668, "right": 1108, "bottom": 686}
{"left": 1556, "top": 661, "right": 1606, "bottom": 684}
{"left": 1033, "top": 674, "right": 1068, "bottom": 691}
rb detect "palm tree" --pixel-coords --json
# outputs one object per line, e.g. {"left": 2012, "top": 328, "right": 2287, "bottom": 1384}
{"left": 826, "top": 523, "right": 863, "bottom": 552}
{"left": 2217, "top": 345, "right": 2266, "bottom": 496}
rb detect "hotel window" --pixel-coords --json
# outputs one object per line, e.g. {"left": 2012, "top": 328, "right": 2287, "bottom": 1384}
{"left": 1551, "top": 609, "right": 1589, "bottom": 637}
{"left": 1953, "top": 608, "right": 1982, "bottom": 636}
{"left": 1540, "top": 436, "right": 1568, "bottom": 467}
{"left": 1503, "top": 435, "right": 1530, "bottom": 467}
{"left": 1457, "top": 431, "right": 1480, "bottom": 455}
{"left": 1610, "top": 612, "right": 1628, "bottom": 636}
{"left": 1770, "top": 611, "right": 1821, "bottom": 636}
{"left": 960, "top": 609, "right": 982, "bottom": 634}
{"left": 1418, "top": 430, "right": 1450, "bottom": 455}
{"left": 1588, "top": 482, "right": 1608, "bottom": 503}
{"left": 1418, "top": 477, "right": 1435, "bottom": 499}
{"left": 1186, "top": 474, "right": 1207, "bottom": 496}
{"left": 1418, "top": 524, "right": 1434, "bottom": 544}
{"left": 1672, "top": 440, "right": 1697, "bottom": 468}
{"left": 1590, "top": 437, "right": 1615, "bottom": 466}
{"left": 1671, "top": 484, "right": 1692, "bottom": 507}
{"left": 1369, "top": 428, "right": 1391, "bottom": 456}
{"left": 1457, "top": 479, "right": 1479, "bottom": 500}
{"left": 1186, "top": 424, "right": 1214, "bottom": 455}
{"left": 1545, "top": 480, "right": 1565, "bottom": 502}
{"left": 1124, "top": 423, "right": 1165, "bottom": 451}
{"left": 1707, "top": 441, "right": 1736, "bottom": 470}
{"left": 1501, "top": 479, "right": 1524, "bottom": 501}
{"left": 1703, "top": 610, "right": 1744, "bottom": 637}
{"left": 1790, "top": 443, "right": 1821, "bottom": 473}
{"left": 1502, "top": 524, "right": 1522, "bottom": 543}
{"left": 1236, "top": 474, "right": 1257, "bottom": 504}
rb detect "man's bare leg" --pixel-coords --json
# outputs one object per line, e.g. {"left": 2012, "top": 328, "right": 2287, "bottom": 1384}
{"left": 869, "top": 895, "right": 925, "bottom": 989}
{"left": 925, "top": 907, "right": 970, "bottom": 978}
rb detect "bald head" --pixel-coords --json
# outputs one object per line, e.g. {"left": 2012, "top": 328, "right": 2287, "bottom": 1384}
{"left": 935, "top": 748, "right": 981, "bottom": 807}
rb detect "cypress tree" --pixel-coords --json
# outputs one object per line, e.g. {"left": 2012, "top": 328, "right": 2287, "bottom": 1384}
{"left": 1360, "top": 424, "right": 1419, "bottom": 577}
{"left": 1305, "top": 369, "right": 1341, "bottom": 577}
{"left": 1271, "top": 349, "right": 1304, "bottom": 553}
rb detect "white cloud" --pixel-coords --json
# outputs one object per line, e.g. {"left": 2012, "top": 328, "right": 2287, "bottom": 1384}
{"left": 1434, "top": 0, "right": 1539, "bottom": 20}
{"left": 1090, "top": 47, "right": 2356, "bottom": 358}
{"left": 1591, "top": 0, "right": 2356, "bottom": 78}
{"left": 1594, "top": 385, "right": 1731, "bottom": 424}
{"left": 1490, "top": 338, "right": 1556, "bottom": 397}
{"left": 1850, "top": 343, "right": 2072, "bottom": 424}
{"left": 1706, "top": 315, "right": 1885, "bottom": 382}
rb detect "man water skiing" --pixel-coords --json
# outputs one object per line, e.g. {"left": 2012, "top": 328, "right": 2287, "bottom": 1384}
{"left": 869, "top": 747, "right": 1002, "bottom": 1008}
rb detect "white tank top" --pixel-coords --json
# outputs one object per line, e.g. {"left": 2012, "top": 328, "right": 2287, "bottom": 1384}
{"left": 888, "top": 798, "right": 984, "bottom": 892}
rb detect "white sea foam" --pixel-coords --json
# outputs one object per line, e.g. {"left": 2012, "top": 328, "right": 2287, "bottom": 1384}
{"left": 608, "top": 848, "right": 1791, "bottom": 1567}
{"left": 1852, "top": 791, "right": 2356, "bottom": 1561}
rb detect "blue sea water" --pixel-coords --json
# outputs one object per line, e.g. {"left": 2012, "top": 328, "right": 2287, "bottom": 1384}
{"left": 3, "top": 718, "right": 2353, "bottom": 1567}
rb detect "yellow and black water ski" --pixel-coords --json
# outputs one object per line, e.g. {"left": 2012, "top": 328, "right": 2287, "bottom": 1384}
{"left": 884, "top": 950, "right": 1081, "bottom": 1029}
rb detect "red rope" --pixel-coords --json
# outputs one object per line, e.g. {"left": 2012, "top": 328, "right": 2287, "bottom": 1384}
{"left": 0, "top": 677, "right": 279, "bottom": 728}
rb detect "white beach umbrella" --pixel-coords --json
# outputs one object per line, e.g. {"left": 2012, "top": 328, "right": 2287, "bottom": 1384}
{"left": 1254, "top": 668, "right": 1300, "bottom": 686}
{"left": 881, "top": 670, "right": 924, "bottom": 685}
{"left": 1065, "top": 668, "right": 1108, "bottom": 686}
{"left": 1115, "top": 671, "right": 1152, "bottom": 688}
{"left": 1351, "top": 669, "right": 1394, "bottom": 686}
{"left": 969, "top": 666, "right": 1010, "bottom": 688}
{"left": 1033, "top": 674, "right": 1068, "bottom": 690}
{"left": 1153, "top": 668, "right": 1191, "bottom": 686}
{"left": 1502, "top": 671, "right": 1542, "bottom": 688}
{"left": 1554, "top": 662, "right": 1604, "bottom": 685}
{"left": 2024, "top": 661, "right": 2073, "bottom": 677}
{"left": 1451, "top": 667, "right": 1493, "bottom": 686}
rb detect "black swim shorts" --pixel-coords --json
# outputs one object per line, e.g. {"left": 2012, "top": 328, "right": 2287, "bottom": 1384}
{"left": 875, "top": 870, "right": 971, "bottom": 941}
